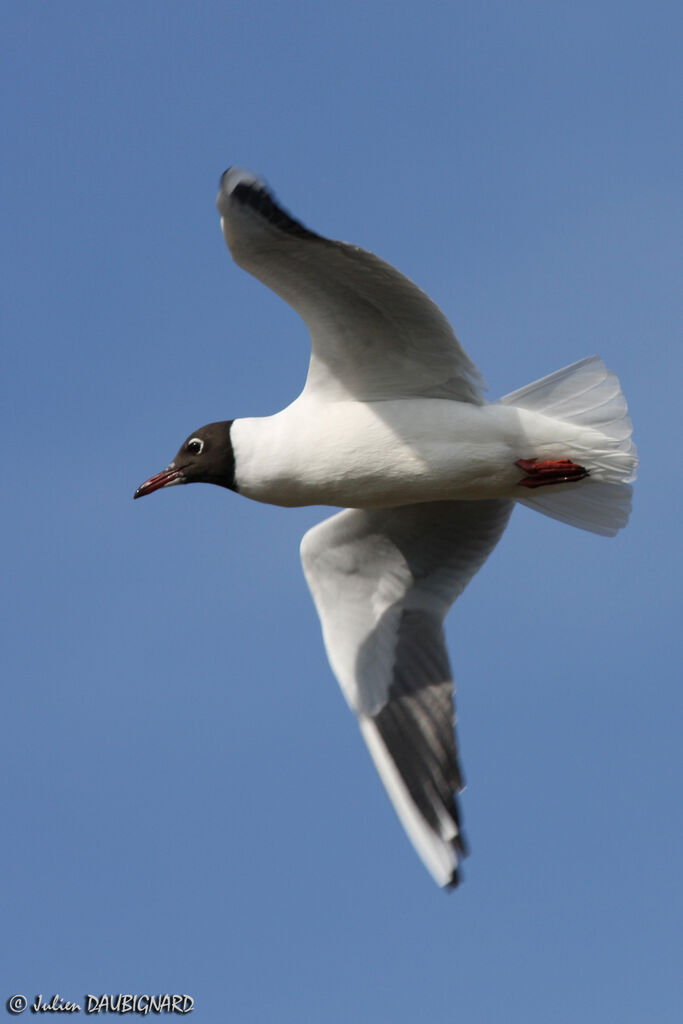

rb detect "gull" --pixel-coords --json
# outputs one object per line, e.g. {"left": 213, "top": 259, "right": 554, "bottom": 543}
{"left": 135, "top": 168, "right": 637, "bottom": 887}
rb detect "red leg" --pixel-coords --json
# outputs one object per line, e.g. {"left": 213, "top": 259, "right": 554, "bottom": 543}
{"left": 516, "top": 457, "right": 589, "bottom": 488}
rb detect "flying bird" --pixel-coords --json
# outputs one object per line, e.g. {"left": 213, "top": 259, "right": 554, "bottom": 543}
{"left": 135, "top": 168, "right": 637, "bottom": 888}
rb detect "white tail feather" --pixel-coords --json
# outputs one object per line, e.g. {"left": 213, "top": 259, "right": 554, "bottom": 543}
{"left": 500, "top": 357, "right": 638, "bottom": 536}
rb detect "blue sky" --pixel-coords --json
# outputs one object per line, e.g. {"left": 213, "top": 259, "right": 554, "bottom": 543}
{"left": 2, "top": 2, "right": 681, "bottom": 1021}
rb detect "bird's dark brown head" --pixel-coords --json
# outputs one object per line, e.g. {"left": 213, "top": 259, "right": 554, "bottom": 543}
{"left": 134, "top": 421, "right": 236, "bottom": 499}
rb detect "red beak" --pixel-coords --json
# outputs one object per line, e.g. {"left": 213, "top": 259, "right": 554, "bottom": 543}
{"left": 134, "top": 467, "right": 185, "bottom": 499}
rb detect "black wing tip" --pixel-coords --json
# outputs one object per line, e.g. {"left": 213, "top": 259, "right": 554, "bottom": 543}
{"left": 445, "top": 869, "right": 460, "bottom": 890}
{"left": 443, "top": 829, "right": 469, "bottom": 890}
{"left": 218, "top": 166, "right": 319, "bottom": 240}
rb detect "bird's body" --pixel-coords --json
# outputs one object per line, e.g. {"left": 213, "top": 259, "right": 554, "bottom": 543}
{"left": 135, "top": 167, "right": 637, "bottom": 888}
{"left": 232, "top": 396, "right": 627, "bottom": 508}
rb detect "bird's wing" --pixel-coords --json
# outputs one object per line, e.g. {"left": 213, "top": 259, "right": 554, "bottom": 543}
{"left": 217, "top": 168, "right": 484, "bottom": 403}
{"left": 300, "top": 498, "right": 513, "bottom": 887}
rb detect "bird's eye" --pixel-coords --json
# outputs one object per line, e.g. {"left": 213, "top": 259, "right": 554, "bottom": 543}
{"left": 186, "top": 437, "right": 204, "bottom": 455}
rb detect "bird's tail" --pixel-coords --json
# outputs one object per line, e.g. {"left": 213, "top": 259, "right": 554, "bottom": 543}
{"left": 500, "top": 356, "right": 638, "bottom": 536}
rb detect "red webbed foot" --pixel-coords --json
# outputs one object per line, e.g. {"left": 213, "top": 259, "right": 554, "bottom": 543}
{"left": 516, "top": 457, "right": 589, "bottom": 488}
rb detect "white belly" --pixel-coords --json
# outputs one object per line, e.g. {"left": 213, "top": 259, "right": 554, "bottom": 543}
{"left": 230, "top": 395, "right": 597, "bottom": 509}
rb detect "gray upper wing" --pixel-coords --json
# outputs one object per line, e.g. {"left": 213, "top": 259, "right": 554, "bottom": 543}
{"left": 217, "top": 168, "right": 484, "bottom": 403}
{"left": 300, "top": 498, "right": 513, "bottom": 887}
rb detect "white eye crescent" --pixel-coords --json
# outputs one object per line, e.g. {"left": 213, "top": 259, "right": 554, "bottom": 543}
{"left": 186, "top": 437, "right": 204, "bottom": 455}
